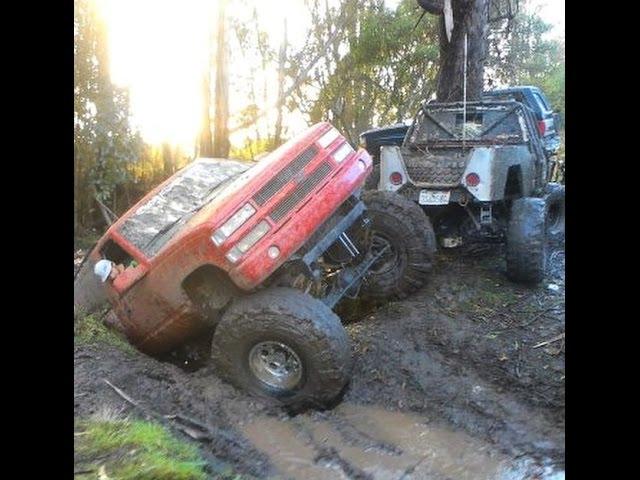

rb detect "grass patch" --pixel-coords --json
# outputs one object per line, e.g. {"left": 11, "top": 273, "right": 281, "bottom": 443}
{"left": 459, "top": 282, "right": 520, "bottom": 318}
{"left": 479, "top": 288, "right": 518, "bottom": 307}
{"left": 74, "top": 310, "right": 135, "bottom": 354}
{"left": 75, "top": 413, "right": 208, "bottom": 480}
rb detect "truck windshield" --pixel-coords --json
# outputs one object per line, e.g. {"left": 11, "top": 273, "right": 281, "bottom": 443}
{"left": 119, "top": 159, "right": 251, "bottom": 257}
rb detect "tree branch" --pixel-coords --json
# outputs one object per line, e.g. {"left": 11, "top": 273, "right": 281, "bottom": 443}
{"left": 229, "top": 14, "right": 346, "bottom": 133}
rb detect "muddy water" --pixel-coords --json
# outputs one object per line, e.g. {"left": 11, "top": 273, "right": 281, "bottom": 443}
{"left": 242, "top": 403, "right": 563, "bottom": 480}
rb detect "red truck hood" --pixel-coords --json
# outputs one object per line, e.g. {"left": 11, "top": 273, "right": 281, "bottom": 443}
{"left": 112, "top": 123, "right": 337, "bottom": 259}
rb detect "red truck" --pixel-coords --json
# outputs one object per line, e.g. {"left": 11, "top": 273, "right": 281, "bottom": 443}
{"left": 74, "top": 122, "right": 436, "bottom": 407}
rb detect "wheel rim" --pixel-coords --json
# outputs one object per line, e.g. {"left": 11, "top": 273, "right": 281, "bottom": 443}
{"left": 369, "top": 233, "right": 400, "bottom": 275}
{"left": 248, "top": 341, "right": 303, "bottom": 391}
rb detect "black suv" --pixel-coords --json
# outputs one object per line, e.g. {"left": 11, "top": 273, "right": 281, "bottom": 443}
{"left": 483, "top": 86, "right": 561, "bottom": 158}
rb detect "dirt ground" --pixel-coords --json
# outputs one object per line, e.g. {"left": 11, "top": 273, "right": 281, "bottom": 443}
{"left": 74, "top": 238, "right": 564, "bottom": 479}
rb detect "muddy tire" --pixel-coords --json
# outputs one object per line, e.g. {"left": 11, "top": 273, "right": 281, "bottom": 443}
{"left": 210, "top": 287, "right": 352, "bottom": 408}
{"left": 506, "top": 197, "right": 547, "bottom": 284}
{"left": 360, "top": 191, "right": 436, "bottom": 299}
{"left": 544, "top": 183, "right": 565, "bottom": 236}
{"left": 364, "top": 164, "right": 380, "bottom": 190}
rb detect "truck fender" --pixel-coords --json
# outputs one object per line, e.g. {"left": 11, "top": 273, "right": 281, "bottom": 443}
{"left": 379, "top": 146, "right": 410, "bottom": 192}
{"left": 461, "top": 148, "right": 494, "bottom": 201}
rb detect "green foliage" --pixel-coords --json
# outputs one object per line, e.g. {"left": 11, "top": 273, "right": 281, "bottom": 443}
{"left": 287, "top": 0, "right": 565, "bottom": 142}
{"left": 74, "top": 0, "right": 565, "bottom": 239}
{"left": 74, "top": 0, "right": 142, "bottom": 234}
{"left": 75, "top": 416, "right": 208, "bottom": 480}
{"left": 291, "top": 0, "right": 440, "bottom": 143}
{"left": 539, "top": 60, "right": 565, "bottom": 118}
{"left": 487, "top": 9, "right": 565, "bottom": 116}
{"left": 229, "top": 136, "right": 280, "bottom": 161}
{"left": 74, "top": 310, "right": 135, "bottom": 353}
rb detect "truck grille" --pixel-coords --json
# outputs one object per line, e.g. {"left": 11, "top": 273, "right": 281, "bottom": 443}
{"left": 269, "top": 161, "right": 332, "bottom": 222}
{"left": 253, "top": 145, "right": 318, "bottom": 206}
{"left": 403, "top": 153, "right": 467, "bottom": 185}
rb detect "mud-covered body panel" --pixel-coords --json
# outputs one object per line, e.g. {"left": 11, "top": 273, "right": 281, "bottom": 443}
{"left": 78, "top": 122, "right": 372, "bottom": 354}
{"left": 391, "top": 145, "right": 535, "bottom": 201}
{"left": 379, "top": 101, "right": 546, "bottom": 201}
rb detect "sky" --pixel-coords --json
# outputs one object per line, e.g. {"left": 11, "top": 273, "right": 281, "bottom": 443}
{"left": 94, "top": 0, "right": 565, "bottom": 149}
{"left": 526, "top": 0, "right": 564, "bottom": 38}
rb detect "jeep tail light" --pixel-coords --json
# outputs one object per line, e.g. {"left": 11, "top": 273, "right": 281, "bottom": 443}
{"left": 225, "top": 220, "right": 271, "bottom": 263}
{"left": 211, "top": 203, "right": 256, "bottom": 245}
{"left": 537, "top": 120, "right": 546, "bottom": 136}
{"left": 390, "top": 172, "right": 403, "bottom": 185}
{"left": 465, "top": 172, "right": 480, "bottom": 187}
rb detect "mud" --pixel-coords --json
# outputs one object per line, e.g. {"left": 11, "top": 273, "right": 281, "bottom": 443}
{"left": 74, "top": 238, "right": 564, "bottom": 479}
{"left": 119, "top": 159, "right": 249, "bottom": 257}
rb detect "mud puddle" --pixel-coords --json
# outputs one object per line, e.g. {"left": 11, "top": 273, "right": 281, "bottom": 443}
{"left": 242, "top": 404, "right": 563, "bottom": 480}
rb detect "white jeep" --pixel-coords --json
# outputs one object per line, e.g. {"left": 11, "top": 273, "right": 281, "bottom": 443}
{"left": 369, "top": 100, "right": 565, "bottom": 283}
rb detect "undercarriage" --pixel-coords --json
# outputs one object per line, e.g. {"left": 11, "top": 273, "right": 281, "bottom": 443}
{"left": 269, "top": 195, "right": 388, "bottom": 308}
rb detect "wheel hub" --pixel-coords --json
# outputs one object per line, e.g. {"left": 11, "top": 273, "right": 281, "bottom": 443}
{"left": 369, "top": 234, "right": 398, "bottom": 274}
{"left": 248, "top": 341, "right": 303, "bottom": 390}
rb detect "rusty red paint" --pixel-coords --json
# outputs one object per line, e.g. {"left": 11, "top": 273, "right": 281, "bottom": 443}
{"left": 89, "top": 122, "right": 372, "bottom": 354}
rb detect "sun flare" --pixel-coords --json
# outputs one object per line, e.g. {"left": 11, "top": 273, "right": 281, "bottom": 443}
{"left": 94, "top": 0, "right": 310, "bottom": 151}
{"left": 95, "top": 0, "right": 215, "bottom": 149}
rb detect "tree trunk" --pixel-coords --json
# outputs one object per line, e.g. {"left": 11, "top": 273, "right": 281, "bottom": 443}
{"left": 212, "top": 0, "right": 230, "bottom": 158}
{"left": 274, "top": 18, "right": 288, "bottom": 147}
{"left": 417, "top": 0, "right": 444, "bottom": 15}
{"left": 162, "top": 143, "right": 174, "bottom": 175}
{"left": 74, "top": 147, "right": 80, "bottom": 237}
{"left": 435, "top": 0, "right": 489, "bottom": 102}
{"left": 199, "top": 73, "right": 213, "bottom": 157}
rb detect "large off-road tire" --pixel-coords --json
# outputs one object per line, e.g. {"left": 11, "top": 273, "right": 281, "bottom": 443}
{"left": 364, "top": 164, "right": 381, "bottom": 190}
{"left": 544, "top": 183, "right": 565, "bottom": 236}
{"left": 210, "top": 288, "right": 352, "bottom": 408}
{"left": 360, "top": 190, "right": 436, "bottom": 299}
{"left": 506, "top": 197, "right": 547, "bottom": 284}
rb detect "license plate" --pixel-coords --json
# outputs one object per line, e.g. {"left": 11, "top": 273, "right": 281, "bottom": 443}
{"left": 419, "top": 190, "right": 450, "bottom": 205}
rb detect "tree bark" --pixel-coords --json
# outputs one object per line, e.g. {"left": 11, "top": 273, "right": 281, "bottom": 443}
{"left": 274, "top": 18, "right": 288, "bottom": 147}
{"left": 417, "top": 0, "right": 444, "bottom": 15}
{"left": 199, "top": 72, "right": 213, "bottom": 157}
{"left": 162, "top": 143, "right": 174, "bottom": 175}
{"left": 435, "top": 0, "right": 489, "bottom": 102}
{"left": 229, "top": 24, "right": 343, "bottom": 134}
{"left": 212, "top": 0, "right": 230, "bottom": 158}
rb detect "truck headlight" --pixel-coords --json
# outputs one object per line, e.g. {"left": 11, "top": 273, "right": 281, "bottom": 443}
{"left": 211, "top": 203, "right": 256, "bottom": 245}
{"left": 332, "top": 142, "right": 354, "bottom": 163}
{"left": 318, "top": 127, "right": 340, "bottom": 148}
{"left": 225, "top": 220, "right": 271, "bottom": 263}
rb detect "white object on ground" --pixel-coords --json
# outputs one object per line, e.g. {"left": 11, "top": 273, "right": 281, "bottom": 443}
{"left": 94, "top": 259, "right": 113, "bottom": 283}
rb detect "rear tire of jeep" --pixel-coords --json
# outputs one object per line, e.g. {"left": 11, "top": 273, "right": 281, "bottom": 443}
{"left": 360, "top": 190, "right": 436, "bottom": 299}
{"left": 210, "top": 287, "right": 352, "bottom": 409}
{"left": 506, "top": 197, "right": 547, "bottom": 284}
{"left": 364, "top": 164, "right": 380, "bottom": 190}
{"left": 544, "top": 183, "right": 565, "bottom": 236}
